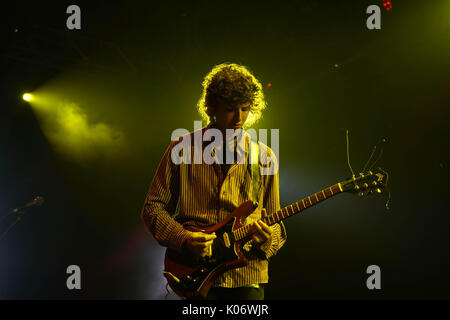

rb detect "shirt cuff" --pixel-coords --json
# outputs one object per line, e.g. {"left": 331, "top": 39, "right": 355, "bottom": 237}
{"left": 172, "top": 228, "right": 192, "bottom": 253}
{"left": 253, "top": 235, "right": 273, "bottom": 259}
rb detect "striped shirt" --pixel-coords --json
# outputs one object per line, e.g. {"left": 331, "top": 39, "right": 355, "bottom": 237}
{"left": 141, "top": 125, "right": 287, "bottom": 288}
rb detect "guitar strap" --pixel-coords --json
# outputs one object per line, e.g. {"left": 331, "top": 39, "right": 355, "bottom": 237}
{"left": 249, "top": 140, "right": 260, "bottom": 209}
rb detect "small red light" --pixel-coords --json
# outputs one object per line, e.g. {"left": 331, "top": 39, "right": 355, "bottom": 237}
{"left": 267, "top": 83, "right": 272, "bottom": 87}
{"left": 382, "top": 0, "right": 392, "bottom": 11}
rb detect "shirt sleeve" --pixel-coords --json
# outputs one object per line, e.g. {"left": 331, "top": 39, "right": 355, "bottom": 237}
{"left": 140, "top": 140, "right": 191, "bottom": 253}
{"left": 255, "top": 148, "right": 287, "bottom": 260}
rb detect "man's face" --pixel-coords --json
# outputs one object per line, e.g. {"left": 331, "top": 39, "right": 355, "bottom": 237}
{"left": 214, "top": 101, "right": 251, "bottom": 132}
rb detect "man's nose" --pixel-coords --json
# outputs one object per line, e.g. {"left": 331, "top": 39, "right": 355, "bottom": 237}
{"left": 234, "top": 109, "right": 242, "bottom": 122}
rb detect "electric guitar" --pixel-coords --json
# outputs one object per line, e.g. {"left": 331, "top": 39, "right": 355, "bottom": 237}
{"left": 163, "top": 168, "right": 389, "bottom": 298}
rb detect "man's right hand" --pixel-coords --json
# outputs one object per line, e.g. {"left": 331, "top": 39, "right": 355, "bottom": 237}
{"left": 184, "top": 232, "right": 216, "bottom": 258}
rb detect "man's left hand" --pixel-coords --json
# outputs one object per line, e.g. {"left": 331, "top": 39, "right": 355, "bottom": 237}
{"left": 252, "top": 220, "right": 272, "bottom": 245}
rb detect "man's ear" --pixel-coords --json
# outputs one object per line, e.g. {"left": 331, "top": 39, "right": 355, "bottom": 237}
{"left": 206, "top": 105, "right": 216, "bottom": 117}
{"left": 207, "top": 107, "right": 217, "bottom": 122}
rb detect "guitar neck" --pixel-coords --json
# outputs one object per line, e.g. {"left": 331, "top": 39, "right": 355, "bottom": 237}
{"left": 233, "top": 183, "right": 345, "bottom": 241}
{"left": 262, "top": 183, "right": 344, "bottom": 227}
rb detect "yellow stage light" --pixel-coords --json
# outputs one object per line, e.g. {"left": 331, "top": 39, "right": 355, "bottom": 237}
{"left": 23, "top": 93, "right": 33, "bottom": 101}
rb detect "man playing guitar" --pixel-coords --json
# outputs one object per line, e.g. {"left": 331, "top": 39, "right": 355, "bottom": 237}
{"left": 141, "top": 63, "right": 287, "bottom": 300}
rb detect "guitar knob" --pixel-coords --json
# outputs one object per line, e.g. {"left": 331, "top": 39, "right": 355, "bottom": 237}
{"left": 376, "top": 188, "right": 382, "bottom": 193}
{"left": 358, "top": 192, "right": 364, "bottom": 197}
{"left": 372, "top": 181, "right": 377, "bottom": 186}
{"left": 362, "top": 183, "right": 369, "bottom": 189}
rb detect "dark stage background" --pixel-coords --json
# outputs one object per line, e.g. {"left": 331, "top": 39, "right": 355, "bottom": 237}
{"left": 1, "top": 0, "right": 449, "bottom": 299}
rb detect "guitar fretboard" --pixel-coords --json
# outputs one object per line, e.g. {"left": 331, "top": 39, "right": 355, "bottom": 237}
{"left": 233, "top": 183, "right": 344, "bottom": 241}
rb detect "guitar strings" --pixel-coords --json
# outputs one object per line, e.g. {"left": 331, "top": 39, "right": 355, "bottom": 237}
{"left": 368, "top": 139, "right": 386, "bottom": 171}
{"left": 346, "top": 130, "right": 356, "bottom": 177}
{"left": 377, "top": 167, "right": 391, "bottom": 211}
{"left": 346, "top": 132, "right": 391, "bottom": 211}
{"left": 385, "top": 185, "right": 391, "bottom": 211}
{"left": 362, "top": 145, "right": 378, "bottom": 173}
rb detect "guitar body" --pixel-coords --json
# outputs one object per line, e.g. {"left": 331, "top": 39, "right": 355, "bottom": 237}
{"left": 163, "top": 200, "right": 255, "bottom": 299}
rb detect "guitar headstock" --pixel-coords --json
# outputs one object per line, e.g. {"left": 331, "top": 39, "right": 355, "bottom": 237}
{"left": 340, "top": 167, "right": 389, "bottom": 197}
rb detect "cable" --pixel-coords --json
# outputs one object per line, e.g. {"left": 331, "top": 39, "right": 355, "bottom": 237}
{"left": 164, "top": 282, "right": 171, "bottom": 300}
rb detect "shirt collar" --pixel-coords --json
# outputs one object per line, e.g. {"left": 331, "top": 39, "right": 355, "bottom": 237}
{"left": 203, "top": 123, "right": 251, "bottom": 164}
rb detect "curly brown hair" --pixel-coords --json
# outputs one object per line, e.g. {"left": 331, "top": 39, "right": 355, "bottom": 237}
{"left": 197, "top": 63, "right": 266, "bottom": 127}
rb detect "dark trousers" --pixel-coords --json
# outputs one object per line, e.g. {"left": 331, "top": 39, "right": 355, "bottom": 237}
{"left": 188, "top": 285, "right": 265, "bottom": 300}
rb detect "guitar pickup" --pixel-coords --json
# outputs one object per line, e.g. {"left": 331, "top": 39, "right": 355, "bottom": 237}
{"left": 223, "top": 232, "right": 231, "bottom": 248}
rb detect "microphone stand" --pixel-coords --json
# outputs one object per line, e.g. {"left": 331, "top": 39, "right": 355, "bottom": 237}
{"left": 0, "top": 210, "right": 25, "bottom": 241}
{"left": 0, "top": 197, "right": 44, "bottom": 241}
